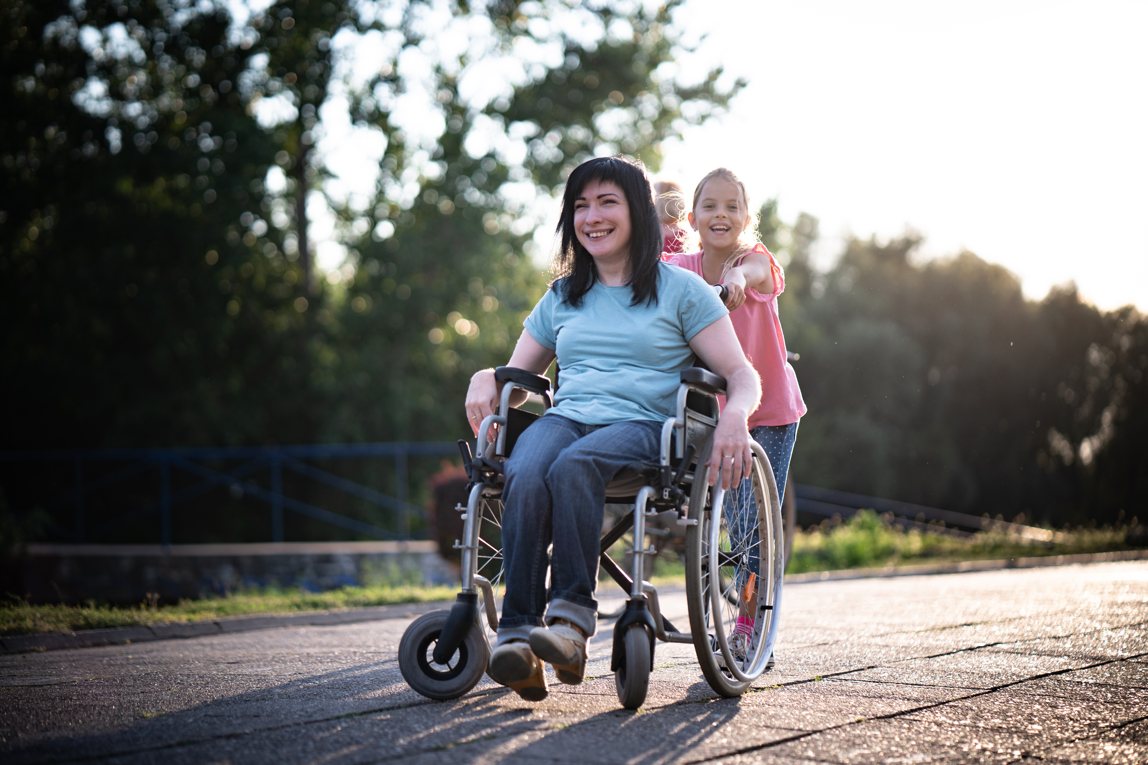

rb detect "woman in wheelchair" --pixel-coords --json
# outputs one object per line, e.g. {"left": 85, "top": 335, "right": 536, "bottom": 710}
{"left": 464, "top": 155, "right": 762, "bottom": 702}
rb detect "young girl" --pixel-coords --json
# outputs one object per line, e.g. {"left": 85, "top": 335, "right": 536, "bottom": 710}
{"left": 666, "top": 167, "right": 806, "bottom": 661}
{"left": 465, "top": 156, "right": 762, "bottom": 701}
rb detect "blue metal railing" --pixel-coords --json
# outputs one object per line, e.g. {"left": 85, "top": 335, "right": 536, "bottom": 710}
{"left": 0, "top": 443, "right": 460, "bottom": 546}
{"left": 2, "top": 445, "right": 1059, "bottom": 547}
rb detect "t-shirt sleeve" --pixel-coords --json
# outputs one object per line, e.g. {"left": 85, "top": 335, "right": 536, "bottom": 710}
{"left": 677, "top": 271, "right": 728, "bottom": 341}
{"left": 523, "top": 283, "right": 559, "bottom": 350}
{"left": 768, "top": 247, "right": 785, "bottom": 297}
{"left": 743, "top": 243, "right": 785, "bottom": 300}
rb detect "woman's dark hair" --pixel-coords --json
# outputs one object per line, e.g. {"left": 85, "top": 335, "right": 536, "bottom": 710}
{"left": 553, "top": 155, "right": 662, "bottom": 307}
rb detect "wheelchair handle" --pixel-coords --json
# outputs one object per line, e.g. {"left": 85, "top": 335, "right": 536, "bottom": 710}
{"left": 715, "top": 284, "right": 729, "bottom": 303}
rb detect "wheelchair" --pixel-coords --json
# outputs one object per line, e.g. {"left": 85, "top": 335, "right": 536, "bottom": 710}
{"left": 398, "top": 365, "right": 785, "bottom": 709}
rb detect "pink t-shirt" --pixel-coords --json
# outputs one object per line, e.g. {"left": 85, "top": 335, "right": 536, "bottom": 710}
{"left": 668, "top": 245, "right": 807, "bottom": 427}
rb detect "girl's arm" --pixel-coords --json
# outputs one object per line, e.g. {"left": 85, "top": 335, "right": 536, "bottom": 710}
{"left": 689, "top": 315, "right": 762, "bottom": 488}
{"left": 720, "top": 248, "right": 776, "bottom": 309}
{"left": 465, "top": 332, "right": 555, "bottom": 434}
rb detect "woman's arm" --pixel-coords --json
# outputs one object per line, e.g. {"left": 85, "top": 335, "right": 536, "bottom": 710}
{"left": 465, "top": 331, "right": 555, "bottom": 434}
{"left": 689, "top": 316, "right": 762, "bottom": 487}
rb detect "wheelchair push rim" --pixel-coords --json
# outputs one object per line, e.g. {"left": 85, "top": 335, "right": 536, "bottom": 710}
{"left": 684, "top": 440, "right": 784, "bottom": 696}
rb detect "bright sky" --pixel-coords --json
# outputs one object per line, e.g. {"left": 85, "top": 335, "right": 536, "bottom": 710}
{"left": 658, "top": 0, "right": 1148, "bottom": 311}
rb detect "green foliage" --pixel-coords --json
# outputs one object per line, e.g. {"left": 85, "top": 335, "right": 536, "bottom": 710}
{"left": 1, "top": 0, "right": 305, "bottom": 449}
{"left": 786, "top": 510, "right": 1139, "bottom": 575}
{"left": 771, "top": 225, "right": 1148, "bottom": 529}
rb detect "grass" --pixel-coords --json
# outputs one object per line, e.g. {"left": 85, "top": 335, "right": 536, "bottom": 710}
{"left": 785, "top": 510, "right": 1140, "bottom": 575}
{"left": 0, "top": 584, "right": 458, "bottom": 637}
{"left": 2, "top": 511, "right": 1141, "bottom": 637}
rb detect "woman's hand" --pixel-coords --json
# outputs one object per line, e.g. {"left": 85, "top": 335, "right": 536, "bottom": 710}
{"left": 708, "top": 407, "right": 754, "bottom": 489}
{"left": 464, "top": 368, "right": 498, "bottom": 436}
{"left": 465, "top": 332, "right": 555, "bottom": 438}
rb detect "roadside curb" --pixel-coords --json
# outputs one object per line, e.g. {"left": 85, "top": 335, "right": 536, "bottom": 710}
{"left": 5, "top": 550, "right": 1146, "bottom": 656}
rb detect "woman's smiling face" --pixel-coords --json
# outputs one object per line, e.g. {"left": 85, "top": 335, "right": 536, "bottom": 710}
{"left": 574, "top": 179, "right": 633, "bottom": 268}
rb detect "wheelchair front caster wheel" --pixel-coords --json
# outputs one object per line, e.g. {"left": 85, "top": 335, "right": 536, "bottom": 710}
{"left": 614, "top": 625, "right": 652, "bottom": 710}
{"left": 399, "top": 609, "right": 489, "bottom": 700}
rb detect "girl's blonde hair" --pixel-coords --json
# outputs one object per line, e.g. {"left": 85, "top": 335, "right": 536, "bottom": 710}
{"left": 690, "top": 167, "right": 760, "bottom": 250}
{"left": 653, "top": 180, "right": 685, "bottom": 224}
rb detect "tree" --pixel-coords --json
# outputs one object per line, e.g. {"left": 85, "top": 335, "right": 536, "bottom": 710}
{"left": 1, "top": 0, "right": 745, "bottom": 543}
{"left": 1088, "top": 306, "right": 1148, "bottom": 525}
{"left": 0, "top": 0, "right": 301, "bottom": 450}
{"left": 316, "top": 0, "right": 744, "bottom": 443}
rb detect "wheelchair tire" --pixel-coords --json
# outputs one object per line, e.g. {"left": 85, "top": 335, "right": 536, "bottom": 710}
{"left": 470, "top": 488, "right": 507, "bottom": 635}
{"left": 399, "top": 609, "right": 489, "bottom": 701}
{"left": 615, "top": 625, "right": 651, "bottom": 710}
{"left": 684, "top": 441, "right": 784, "bottom": 697}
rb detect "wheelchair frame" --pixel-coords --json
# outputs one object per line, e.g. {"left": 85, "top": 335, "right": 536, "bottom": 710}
{"left": 398, "top": 365, "right": 785, "bottom": 709}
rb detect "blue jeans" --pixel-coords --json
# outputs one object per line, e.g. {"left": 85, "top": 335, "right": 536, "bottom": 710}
{"left": 496, "top": 414, "right": 662, "bottom": 644}
{"left": 727, "top": 422, "right": 799, "bottom": 581}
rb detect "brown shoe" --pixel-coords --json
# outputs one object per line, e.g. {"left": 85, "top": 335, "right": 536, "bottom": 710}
{"left": 488, "top": 641, "right": 548, "bottom": 701}
{"left": 529, "top": 620, "right": 588, "bottom": 685}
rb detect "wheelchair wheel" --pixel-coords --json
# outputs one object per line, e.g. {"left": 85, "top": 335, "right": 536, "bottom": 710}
{"left": 614, "top": 625, "right": 651, "bottom": 710}
{"left": 684, "top": 441, "right": 784, "bottom": 697}
{"left": 399, "top": 609, "right": 489, "bottom": 700}
{"left": 445, "top": 482, "right": 504, "bottom": 647}
{"left": 471, "top": 487, "right": 506, "bottom": 627}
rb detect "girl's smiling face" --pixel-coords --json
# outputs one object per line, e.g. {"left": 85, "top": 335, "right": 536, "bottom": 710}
{"left": 689, "top": 176, "right": 750, "bottom": 255}
{"left": 574, "top": 179, "right": 633, "bottom": 268}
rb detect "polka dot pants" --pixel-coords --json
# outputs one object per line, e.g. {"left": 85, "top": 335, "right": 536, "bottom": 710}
{"left": 727, "top": 422, "right": 799, "bottom": 579}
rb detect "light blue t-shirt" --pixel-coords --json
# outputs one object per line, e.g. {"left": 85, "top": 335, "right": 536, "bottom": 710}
{"left": 524, "top": 262, "right": 727, "bottom": 424}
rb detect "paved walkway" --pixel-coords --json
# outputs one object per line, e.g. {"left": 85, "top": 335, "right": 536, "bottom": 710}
{"left": 2, "top": 558, "right": 1146, "bottom": 763}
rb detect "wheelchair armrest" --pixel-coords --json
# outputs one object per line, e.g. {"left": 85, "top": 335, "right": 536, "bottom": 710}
{"left": 489, "top": 367, "right": 552, "bottom": 458}
{"left": 495, "top": 366, "right": 552, "bottom": 395}
{"left": 680, "top": 367, "right": 726, "bottom": 395}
